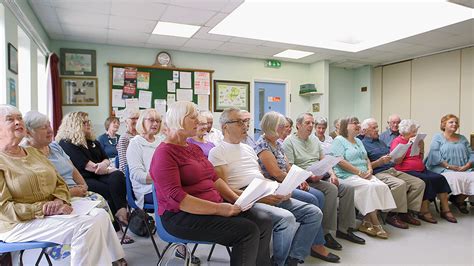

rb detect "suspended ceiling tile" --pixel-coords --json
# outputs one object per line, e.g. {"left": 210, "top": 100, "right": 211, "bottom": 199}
{"left": 160, "top": 5, "right": 216, "bottom": 25}
{"left": 110, "top": 2, "right": 167, "bottom": 20}
{"left": 147, "top": 34, "right": 189, "bottom": 46}
{"left": 109, "top": 16, "right": 158, "bottom": 33}
{"left": 183, "top": 38, "right": 225, "bottom": 50}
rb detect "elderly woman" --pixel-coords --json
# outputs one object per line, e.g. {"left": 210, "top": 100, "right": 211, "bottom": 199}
{"left": 0, "top": 105, "right": 125, "bottom": 265}
{"left": 97, "top": 116, "right": 120, "bottom": 163}
{"left": 391, "top": 119, "right": 455, "bottom": 223}
{"left": 314, "top": 117, "right": 334, "bottom": 155}
{"left": 126, "top": 109, "right": 163, "bottom": 208}
{"left": 278, "top": 117, "right": 293, "bottom": 143}
{"left": 56, "top": 112, "right": 129, "bottom": 227}
{"left": 117, "top": 109, "right": 140, "bottom": 172}
{"left": 254, "top": 111, "right": 339, "bottom": 263}
{"left": 150, "top": 101, "right": 272, "bottom": 265}
{"left": 331, "top": 117, "right": 396, "bottom": 239}
{"left": 425, "top": 114, "right": 474, "bottom": 214}
{"left": 186, "top": 113, "right": 215, "bottom": 157}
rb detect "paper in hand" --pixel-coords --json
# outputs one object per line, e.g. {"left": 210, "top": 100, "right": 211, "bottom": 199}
{"left": 275, "top": 165, "right": 312, "bottom": 196}
{"left": 390, "top": 142, "right": 411, "bottom": 162}
{"left": 306, "top": 155, "right": 343, "bottom": 176}
{"left": 234, "top": 178, "right": 278, "bottom": 210}
{"left": 409, "top": 133, "right": 426, "bottom": 156}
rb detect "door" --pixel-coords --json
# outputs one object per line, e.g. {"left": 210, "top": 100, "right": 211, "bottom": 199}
{"left": 254, "top": 81, "right": 286, "bottom": 140}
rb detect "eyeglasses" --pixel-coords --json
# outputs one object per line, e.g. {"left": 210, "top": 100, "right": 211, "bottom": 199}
{"left": 243, "top": 119, "right": 251, "bottom": 125}
{"left": 82, "top": 120, "right": 91, "bottom": 125}
{"left": 145, "top": 118, "right": 161, "bottom": 124}
{"left": 226, "top": 120, "right": 246, "bottom": 126}
{"left": 349, "top": 121, "right": 360, "bottom": 125}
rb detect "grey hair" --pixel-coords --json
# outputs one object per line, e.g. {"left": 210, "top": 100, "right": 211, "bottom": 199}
{"left": 295, "top": 113, "right": 313, "bottom": 129}
{"left": 387, "top": 114, "right": 401, "bottom": 122}
{"left": 200, "top": 110, "right": 214, "bottom": 120}
{"left": 166, "top": 101, "right": 197, "bottom": 131}
{"left": 398, "top": 119, "right": 420, "bottom": 135}
{"left": 315, "top": 117, "right": 328, "bottom": 127}
{"left": 123, "top": 108, "right": 140, "bottom": 120}
{"left": 24, "top": 111, "right": 49, "bottom": 132}
{"left": 219, "top": 107, "right": 241, "bottom": 130}
{"left": 361, "top": 118, "right": 377, "bottom": 131}
{"left": 260, "top": 111, "right": 285, "bottom": 137}
{"left": 0, "top": 104, "right": 21, "bottom": 117}
{"left": 333, "top": 118, "right": 340, "bottom": 127}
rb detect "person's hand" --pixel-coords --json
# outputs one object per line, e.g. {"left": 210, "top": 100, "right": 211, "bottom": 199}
{"left": 281, "top": 193, "right": 292, "bottom": 201}
{"left": 299, "top": 181, "right": 309, "bottom": 191}
{"left": 58, "top": 204, "right": 73, "bottom": 215}
{"left": 380, "top": 155, "right": 392, "bottom": 164}
{"left": 308, "top": 175, "right": 323, "bottom": 183}
{"left": 330, "top": 174, "right": 339, "bottom": 186}
{"left": 459, "top": 163, "right": 472, "bottom": 172}
{"left": 216, "top": 203, "right": 241, "bottom": 217}
{"left": 261, "top": 194, "right": 286, "bottom": 206}
{"left": 94, "top": 161, "right": 109, "bottom": 174}
{"left": 240, "top": 203, "right": 254, "bottom": 212}
{"left": 70, "top": 185, "right": 88, "bottom": 197}
{"left": 450, "top": 165, "right": 462, "bottom": 171}
{"left": 43, "top": 199, "right": 64, "bottom": 216}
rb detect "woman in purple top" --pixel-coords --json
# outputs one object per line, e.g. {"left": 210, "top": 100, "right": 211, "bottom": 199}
{"left": 186, "top": 113, "right": 215, "bottom": 157}
{"left": 149, "top": 101, "right": 272, "bottom": 266}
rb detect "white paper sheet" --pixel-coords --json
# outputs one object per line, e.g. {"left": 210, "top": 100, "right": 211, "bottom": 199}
{"left": 137, "top": 72, "right": 150, "bottom": 90}
{"left": 306, "top": 155, "right": 343, "bottom": 176}
{"left": 173, "top": 71, "right": 179, "bottom": 82}
{"left": 125, "top": 98, "right": 139, "bottom": 111}
{"left": 275, "top": 165, "right": 312, "bottom": 196}
{"left": 167, "top": 94, "right": 176, "bottom": 105}
{"left": 154, "top": 99, "right": 167, "bottom": 117}
{"left": 50, "top": 199, "right": 100, "bottom": 218}
{"left": 115, "top": 108, "right": 125, "bottom": 120}
{"left": 197, "top": 95, "right": 209, "bottom": 111}
{"left": 179, "top": 72, "right": 192, "bottom": 88}
{"left": 409, "top": 133, "right": 427, "bottom": 156}
{"left": 194, "top": 72, "right": 210, "bottom": 95}
{"left": 234, "top": 178, "right": 279, "bottom": 210}
{"left": 112, "top": 89, "right": 125, "bottom": 107}
{"left": 390, "top": 142, "right": 411, "bottom": 162}
{"left": 176, "top": 89, "right": 193, "bottom": 102}
{"left": 138, "top": 90, "right": 152, "bottom": 108}
{"left": 112, "top": 67, "right": 125, "bottom": 86}
{"left": 167, "top": 80, "right": 176, "bottom": 92}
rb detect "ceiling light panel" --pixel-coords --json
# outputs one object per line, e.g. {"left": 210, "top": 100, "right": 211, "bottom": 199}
{"left": 274, "top": 49, "right": 314, "bottom": 59}
{"left": 152, "top": 21, "right": 200, "bottom": 38}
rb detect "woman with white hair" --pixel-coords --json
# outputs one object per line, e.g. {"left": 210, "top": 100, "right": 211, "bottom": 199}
{"left": 126, "top": 109, "right": 163, "bottom": 208}
{"left": 186, "top": 112, "right": 215, "bottom": 157}
{"left": 314, "top": 117, "right": 333, "bottom": 155}
{"left": 150, "top": 101, "right": 273, "bottom": 265}
{"left": 117, "top": 109, "right": 140, "bottom": 172}
{"left": 391, "top": 119, "right": 455, "bottom": 223}
{"left": 0, "top": 105, "right": 126, "bottom": 265}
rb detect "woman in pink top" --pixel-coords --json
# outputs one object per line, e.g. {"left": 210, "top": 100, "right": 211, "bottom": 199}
{"left": 149, "top": 101, "right": 272, "bottom": 266}
{"left": 391, "top": 119, "right": 455, "bottom": 224}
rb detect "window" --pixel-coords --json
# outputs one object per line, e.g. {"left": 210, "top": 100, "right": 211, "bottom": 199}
{"left": 18, "top": 25, "right": 31, "bottom": 114}
{"left": 37, "top": 49, "right": 47, "bottom": 114}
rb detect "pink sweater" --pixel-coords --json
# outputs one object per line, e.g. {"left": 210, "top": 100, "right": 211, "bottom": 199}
{"left": 390, "top": 136, "right": 425, "bottom": 172}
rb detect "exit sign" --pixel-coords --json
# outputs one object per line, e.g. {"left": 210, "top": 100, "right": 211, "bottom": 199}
{"left": 265, "top": 60, "right": 281, "bottom": 68}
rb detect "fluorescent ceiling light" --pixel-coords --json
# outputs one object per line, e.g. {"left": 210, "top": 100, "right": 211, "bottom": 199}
{"left": 152, "top": 21, "right": 200, "bottom": 38}
{"left": 210, "top": 0, "right": 473, "bottom": 52}
{"left": 274, "top": 49, "right": 314, "bottom": 59}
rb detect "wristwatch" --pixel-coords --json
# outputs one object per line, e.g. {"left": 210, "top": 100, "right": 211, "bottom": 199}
{"left": 446, "top": 165, "right": 450, "bottom": 169}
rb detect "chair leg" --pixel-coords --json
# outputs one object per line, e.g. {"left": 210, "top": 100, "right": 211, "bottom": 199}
{"left": 139, "top": 209, "right": 161, "bottom": 258}
{"left": 19, "top": 250, "right": 24, "bottom": 266}
{"left": 34, "top": 250, "right": 44, "bottom": 266}
{"left": 35, "top": 248, "right": 52, "bottom": 266}
{"left": 157, "top": 243, "right": 188, "bottom": 266}
{"left": 226, "top": 246, "right": 232, "bottom": 257}
{"left": 191, "top": 243, "right": 198, "bottom": 256}
{"left": 380, "top": 211, "right": 387, "bottom": 225}
{"left": 207, "top": 244, "right": 216, "bottom": 261}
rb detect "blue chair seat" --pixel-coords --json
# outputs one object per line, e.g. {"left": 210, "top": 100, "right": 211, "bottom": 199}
{"left": 0, "top": 241, "right": 58, "bottom": 266}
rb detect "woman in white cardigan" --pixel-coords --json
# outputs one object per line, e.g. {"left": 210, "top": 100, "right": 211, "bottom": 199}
{"left": 126, "top": 109, "right": 163, "bottom": 208}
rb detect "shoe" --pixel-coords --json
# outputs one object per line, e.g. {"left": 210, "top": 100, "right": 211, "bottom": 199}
{"left": 373, "top": 225, "right": 389, "bottom": 239}
{"left": 453, "top": 201, "right": 469, "bottom": 214}
{"left": 285, "top": 257, "right": 300, "bottom": 266}
{"left": 386, "top": 214, "right": 409, "bottom": 229}
{"left": 175, "top": 249, "right": 201, "bottom": 265}
{"left": 417, "top": 212, "right": 437, "bottom": 224}
{"left": 336, "top": 230, "right": 365, "bottom": 245}
{"left": 440, "top": 211, "right": 457, "bottom": 223}
{"left": 399, "top": 213, "right": 421, "bottom": 226}
{"left": 310, "top": 249, "right": 340, "bottom": 263}
{"left": 324, "top": 234, "right": 342, "bottom": 250}
{"left": 358, "top": 221, "right": 376, "bottom": 237}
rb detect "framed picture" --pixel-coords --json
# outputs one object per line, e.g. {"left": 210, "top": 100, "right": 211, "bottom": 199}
{"left": 8, "top": 43, "right": 18, "bottom": 74}
{"left": 60, "top": 48, "right": 96, "bottom": 76}
{"left": 61, "top": 77, "right": 98, "bottom": 106}
{"left": 213, "top": 80, "right": 250, "bottom": 112}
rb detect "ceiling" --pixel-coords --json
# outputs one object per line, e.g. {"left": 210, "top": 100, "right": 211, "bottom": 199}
{"left": 28, "top": 0, "right": 474, "bottom": 68}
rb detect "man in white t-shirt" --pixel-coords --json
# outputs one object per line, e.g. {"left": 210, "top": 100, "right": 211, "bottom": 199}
{"left": 208, "top": 107, "right": 323, "bottom": 266}
{"left": 200, "top": 110, "right": 224, "bottom": 145}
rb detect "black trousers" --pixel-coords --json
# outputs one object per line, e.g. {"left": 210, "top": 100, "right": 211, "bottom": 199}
{"left": 84, "top": 170, "right": 127, "bottom": 215}
{"left": 161, "top": 208, "right": 272, "bottom": 266}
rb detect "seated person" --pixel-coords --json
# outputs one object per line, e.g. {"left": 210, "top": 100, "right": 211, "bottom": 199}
{"left": 278, "top": 116, "right": 293, "bottom": 144}
{"left": 97, "top": 116, "right": 120, "bottom": 164}
{"left": 380, "top": 114, "right": 401, "bottom": 148}
{"left": 201, "top": 110, "right": 224, "bottom": 145}
{"left": 186, "top": 112, "right": 215, "bottom": 157}
{"left": 255, "top": 111, "right": 339, "bottom": 263}
{"left": 117, "top": 109, "right": 139, "bottom": 172}
{"left": 0, "top": 105, "right": 126, "bottom": 266}
{"left": 391, "top": 119, "right": 456, "bottom": 223}
{"left": 314, "top": 117, "right": 333, "bottom": 155}
{"left": 56, "top": 111, "right": 129, "bottom": 227}
{"left": 360, "top": 118, "right": 425, "bottom": 228}
{"left": 150, "top": 101, "right": 273, "bottom": 266}
{"left": 331, "top": 117, "right": 396, "bottom": 239}
{"left": 127, "top": 109, "right": 163, "bottom": 208}
{"left": 283, "top": 113, "right": 365, "bottom": 245}
{"left": 425, "top": 114, "right": 474, "bottom": 214}
{"left": 209, "top": 107, "right": 322, "bottom": 266}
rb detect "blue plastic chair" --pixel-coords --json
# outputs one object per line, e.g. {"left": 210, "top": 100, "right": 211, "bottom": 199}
{"left": 0, "top": 241, "right": 57, "bottom": 266}
{"left": 121, "top": 166, "right": 161, "bottom": 258}
{"left": 151, "top": 185, "right": 231, "bottom": 264}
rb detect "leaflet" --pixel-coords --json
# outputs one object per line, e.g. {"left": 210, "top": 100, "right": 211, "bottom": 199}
{"left": 275, "top": 165, "right": 312, "bottom": 196}
{"left": 390, "top": 142, "right": 411, "bottom": 162}
{"left": 409, "top": 133, "right": 426, "bottom": 156}
{"left": 234, "top": 178, "right": 278, "bottom": 210}
{"left": 306, "top": 155, "right": 342, "bottom": 176}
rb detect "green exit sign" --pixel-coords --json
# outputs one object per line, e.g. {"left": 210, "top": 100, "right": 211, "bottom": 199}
{"left": 265, "top": 60, "right": 281, "bottom": 68}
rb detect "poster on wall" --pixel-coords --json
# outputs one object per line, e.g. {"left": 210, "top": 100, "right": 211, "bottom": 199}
{"left": 8, "top": 78, "right": 16, "bottom": 106}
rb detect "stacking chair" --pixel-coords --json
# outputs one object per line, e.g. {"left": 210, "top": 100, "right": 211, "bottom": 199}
{"left": 0, "top": 241, "right": 58, "bottom": 266}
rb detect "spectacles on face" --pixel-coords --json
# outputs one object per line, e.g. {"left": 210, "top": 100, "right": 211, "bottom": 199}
{"left": 243, "top": 118, "right": 251, "bottom": 125}
{"left": 129, "top": 117, "right": 139, "bottom": 121}
{"left": 226, "top": 120, "right": 246, "bottom": 126}
{"left": 145, "top": 118, "right": 161, "bottom": 124}
{"left": 349, "top": 121, "right": 360, "bottom": 125}
{"left": 82, "top": 120, "right": 91, "bottom": 125}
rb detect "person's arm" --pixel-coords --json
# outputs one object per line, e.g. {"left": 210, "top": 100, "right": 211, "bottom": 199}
{"left": 258, "top": 150, "right": 287, "bottom": 182}
{"left": 127, "top": 140, "right": 152, "bottom": 184}
{"left": 214, "top": 178, "right": 240, "bottom": 204}
{"left": 117, "top": 135, "right": 130, "bottom": 172}
{"left": 179, "top": 194, "right": 240, "bottom": 217}
{"left": 371, "top": 154, "right": 392, "bottom": 169}
{"left": 213, "top": 164, "right": 243, "bottom": 196}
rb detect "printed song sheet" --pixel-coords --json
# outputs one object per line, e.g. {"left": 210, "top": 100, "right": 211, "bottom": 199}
{"left": 275, "top": 165, "right": 312, "bottom": 196}
{"left": 306, "top": 155, "right": 342, "bottom": 176}
{"left": 390, "top": 142, "right": 411, "bottom": 162}
{"left": 234, "top": 178, "right": 279, "bottom": 210}
{"left": 409, "top": 133, "right": 426, "bottom": 156}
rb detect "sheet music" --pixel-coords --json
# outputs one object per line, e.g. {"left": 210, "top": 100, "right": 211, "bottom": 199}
{"left": 306, "top": 155, "right": 343, "bottom": 176}
{"left": 275, "top": 165, "right": 312, "bottom": 196}
{"left": 390, "top": 142, "right": 411, "bottom": 162}
{"left": 234, "top": 178, "right": 278, "bottom": 210}
{"left": 49, "top": 199, "right": 100, "bottom": 218}
{"left": 409, "top": 133, "right": 426, "bottom": 156}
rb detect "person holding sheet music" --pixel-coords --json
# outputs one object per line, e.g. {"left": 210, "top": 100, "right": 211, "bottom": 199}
{"left": 360, "top": 118, "right": 425, "bottom": 229}
{"left": 391, "top": 119, "right": 456, "bottom": 223}
{"left": 149, "top": 101, "right": 273, "bottom": 266}
{"left": 209, "top": 107, "right": 321, "bottom": 266}
{"left": 283, "top": 113, "right": 366, "bottom": 246}
{"left": 330, "top": 116, "right": 396, "bottom": 239}
{"left": 425, "top": 114, "right": 474, "bottom": 214}
{"left": 254, "top": 111, "right": 340, "bottom": 263}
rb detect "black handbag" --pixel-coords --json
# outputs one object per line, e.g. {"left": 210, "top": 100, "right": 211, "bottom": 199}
{"left": 128, "top": 209, "right": 156, "bottom": 237}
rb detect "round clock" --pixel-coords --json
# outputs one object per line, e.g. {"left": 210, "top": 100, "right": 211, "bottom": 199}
{"left": 156, "top": 51, "right": 171, "bottom": 66}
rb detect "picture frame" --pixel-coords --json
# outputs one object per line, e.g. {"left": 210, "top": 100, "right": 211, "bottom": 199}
{"left": 8, "top": 43, "right": 18, "bottom": 74}
{"left": 60, "top": 48, "right": 96, "bottom": 76}
{"left": 213, "top": 80, "right": 250, "bottom": 112}
{"left": 61, "top": 77, "right": 99, "bottom": 106}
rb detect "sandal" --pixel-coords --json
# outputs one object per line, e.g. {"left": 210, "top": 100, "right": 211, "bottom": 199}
{"left": 453, "top": 201, "right": 469, "bottom": 214}
{"left": 113, "top": 258, "right": 128, "bottom": 266}
{"left": 440, "top": 211, "right": 457, "bottom": 223}
{"left": 417, "top": 211, "right": 437, "bottom": 224}
{"left": 358, "top": 221, "right": 377, "bottom": 237}
{"left": 117, "top": 231, "right": 135, "bottom": 244}
{"left": 373, "top": 225, "right": 389, "bottom": 239}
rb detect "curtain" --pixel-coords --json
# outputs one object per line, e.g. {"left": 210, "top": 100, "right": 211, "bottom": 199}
{"left": 46, "top": 53, "right": 62, "bottom": 135}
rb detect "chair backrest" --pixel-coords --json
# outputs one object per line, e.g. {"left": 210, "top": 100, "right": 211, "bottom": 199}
{"left": 124, "top": 166, "right": 140, "bottom": 210}
{"left": 115, "top": 157, "right": 120, "bottom": 169}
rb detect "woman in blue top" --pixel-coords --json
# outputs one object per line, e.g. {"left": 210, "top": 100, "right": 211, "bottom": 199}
{"left": 425, "top": 114, "right": 474, "bottom": 214}
{"left": 97, "top": 116, "right": 120, "bottom": 163}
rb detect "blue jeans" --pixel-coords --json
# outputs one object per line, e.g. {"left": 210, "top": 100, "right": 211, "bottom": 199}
{"left": 253, "top": 198, "right": 322, "bottom": 265}
{"left": 292, "top": 188, "right": 326, "bottom": 246}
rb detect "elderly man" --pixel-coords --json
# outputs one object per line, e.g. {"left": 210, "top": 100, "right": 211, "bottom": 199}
{"left": 201, "top": 110, "right": 224, "bottom": 145}
{"left": 283, "top": 113, "right": 365, "bottom": 249}
{"left": 380, "top": 114, "right": 401, "bottom": 147}
{"left": 209, "top": 108, "right": 322, "bottom": 266}
{"left": 361, "top": 118, "right": 425, "bottom": 228}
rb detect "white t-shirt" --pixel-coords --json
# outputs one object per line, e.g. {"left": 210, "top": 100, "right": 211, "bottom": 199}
{"left": 317, "top": 134, "right": 334, "bottom": 155}
{"left": 208, "top": 141, "right": 263, "bottom": 190}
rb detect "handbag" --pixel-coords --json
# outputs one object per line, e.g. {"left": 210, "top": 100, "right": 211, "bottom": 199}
{"left": 128, "top": 209, "right": 156, "bottom": 237}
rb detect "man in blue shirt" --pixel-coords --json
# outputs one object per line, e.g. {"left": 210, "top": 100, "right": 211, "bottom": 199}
{"left": 379, "top": 114, "right": 401, "bottom": 147}
{"left": 361, "top": 118, "right": 425, "bottom": 229}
